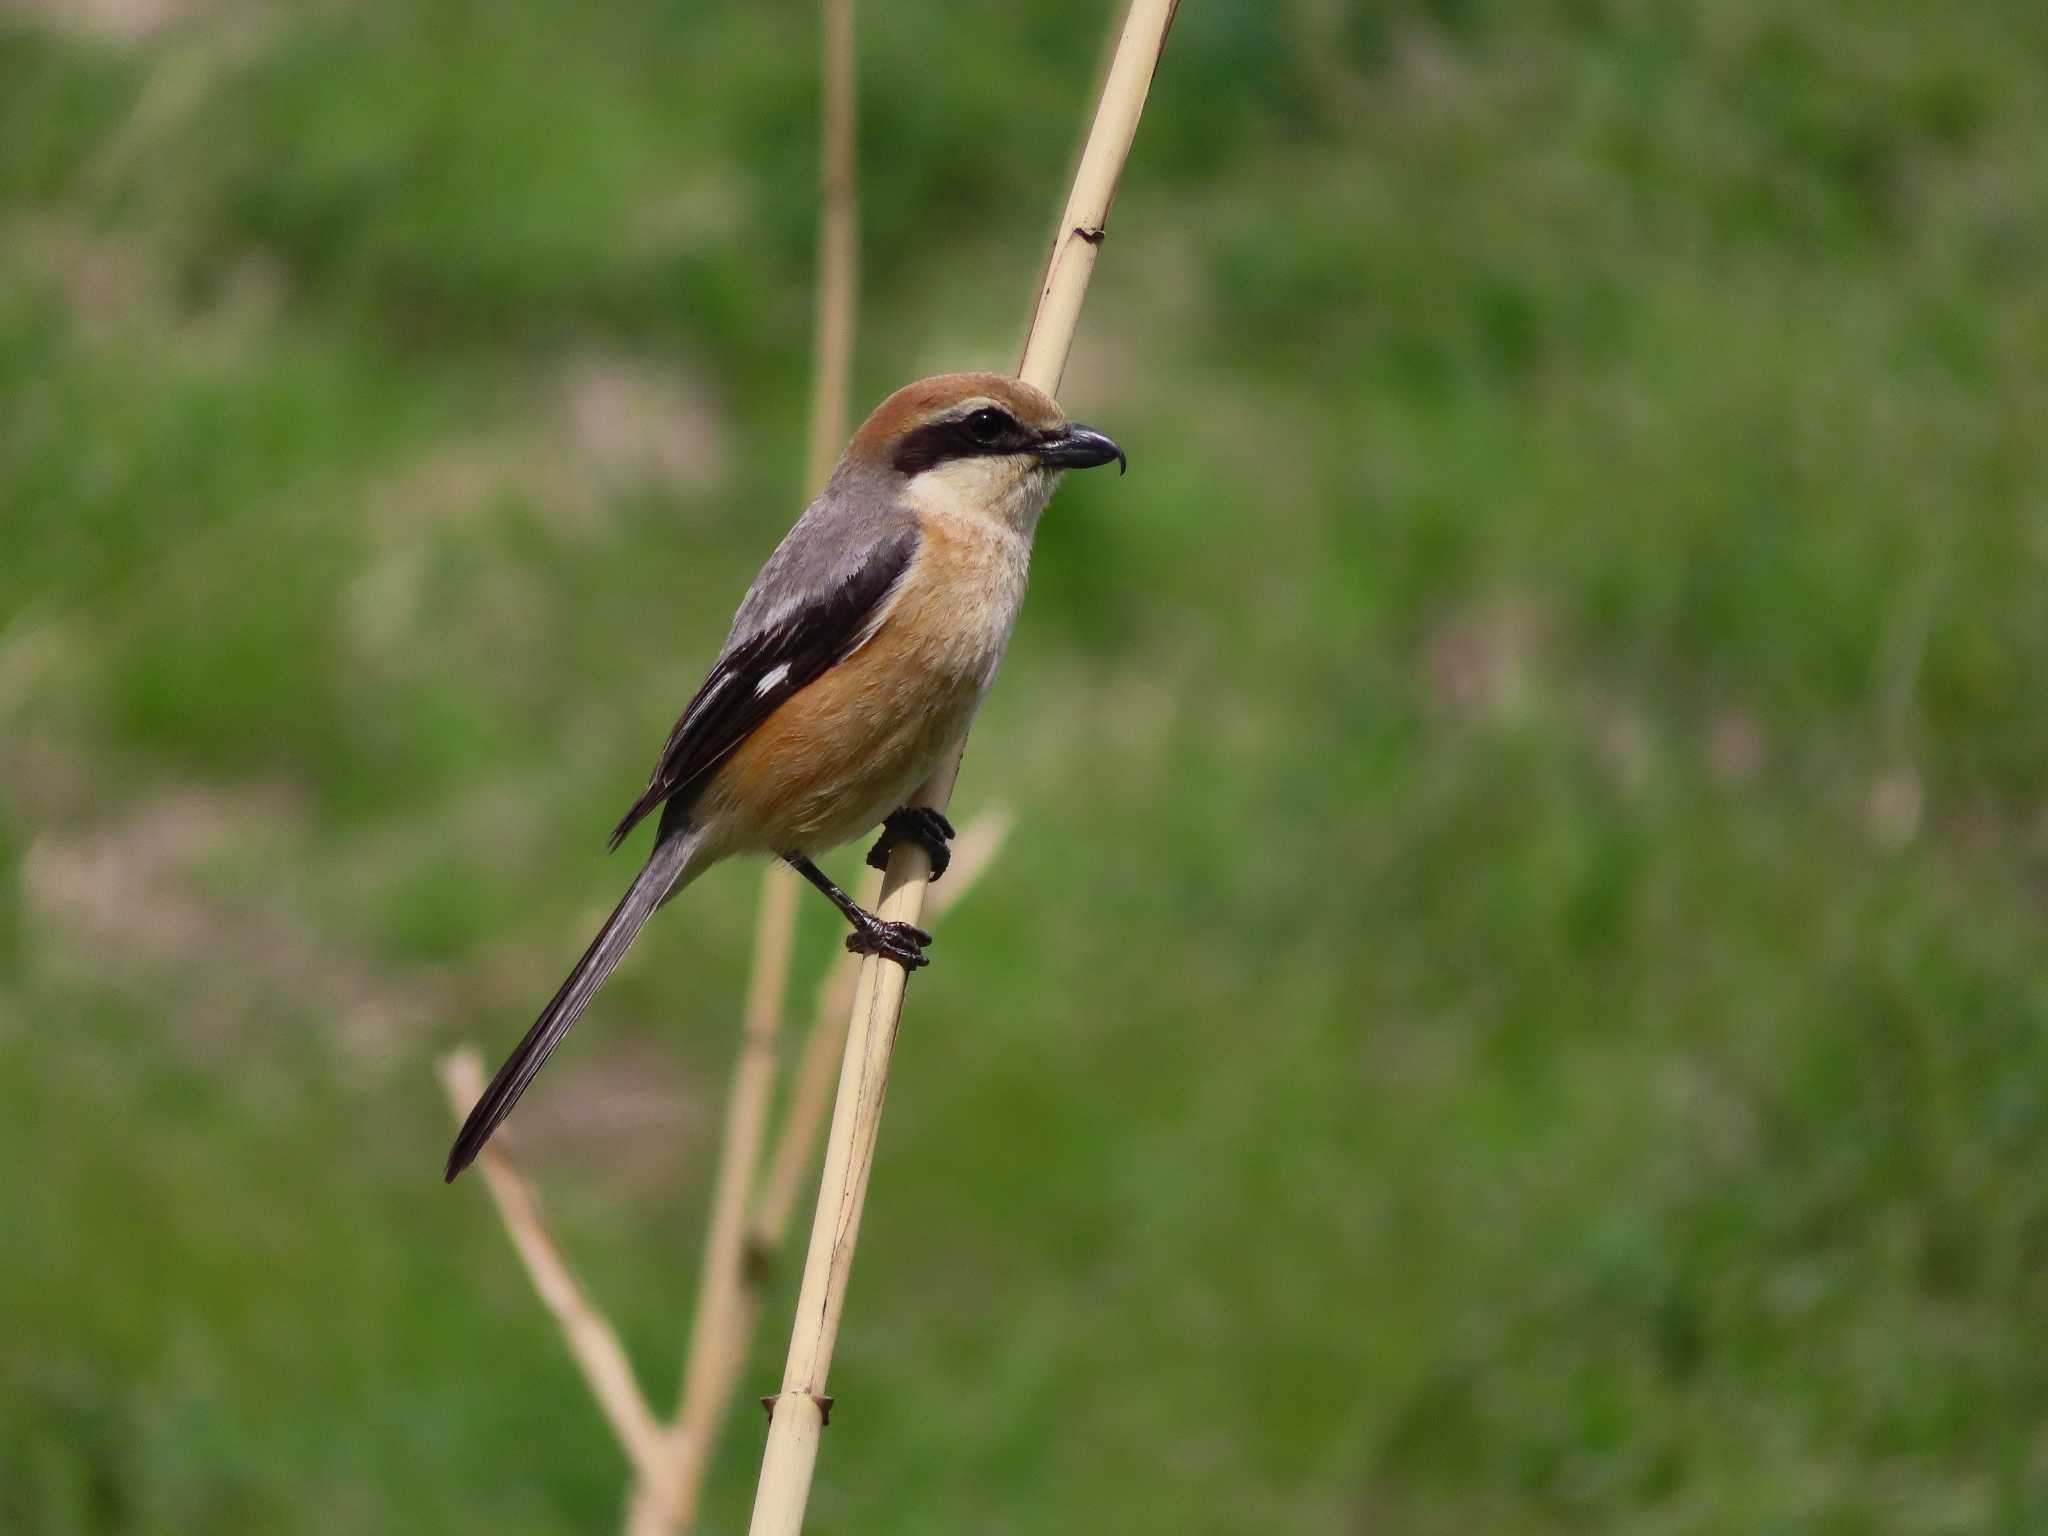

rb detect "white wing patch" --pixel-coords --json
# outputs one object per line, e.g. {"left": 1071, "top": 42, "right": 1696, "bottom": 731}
{"left": 754, "top": 661, "right": 792, "bottom": 697}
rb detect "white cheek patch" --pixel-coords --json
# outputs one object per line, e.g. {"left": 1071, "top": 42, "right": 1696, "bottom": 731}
{"left": 925, "top": 457, "right": 1012, "bottom": 501}
{"left": 754, "top": 661, "right": 792, "bottom": 696}
{"left": 906, "top": 456, "right": 1058, "bottom": 532}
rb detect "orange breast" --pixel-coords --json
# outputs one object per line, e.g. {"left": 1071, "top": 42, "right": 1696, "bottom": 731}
{"left": 694, "top": 510, "right": 1026, "bottom": 855}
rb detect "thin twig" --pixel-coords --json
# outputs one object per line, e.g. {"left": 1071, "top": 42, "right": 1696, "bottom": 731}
{"left": 437, "top": 1050, "right": 676, "bottom": 1506}
{"left": 625, "top": 3, "right": 863, "bottom": 1527}
{"left": 745, "top": 6, "right": 1178, "bottom": 1531}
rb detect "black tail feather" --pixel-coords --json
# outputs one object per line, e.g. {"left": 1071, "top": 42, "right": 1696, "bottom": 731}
{"left": 445, "top": 830, "right": 699, "bottom": 1181}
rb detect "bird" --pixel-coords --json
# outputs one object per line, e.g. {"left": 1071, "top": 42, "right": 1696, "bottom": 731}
{"left": 445, "top": 371, "right": 1124, "bottom": 1181}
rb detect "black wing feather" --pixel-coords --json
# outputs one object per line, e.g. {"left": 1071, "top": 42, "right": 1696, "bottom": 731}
{"left": 608, "top": 529, "right": 917, "bottom": 850}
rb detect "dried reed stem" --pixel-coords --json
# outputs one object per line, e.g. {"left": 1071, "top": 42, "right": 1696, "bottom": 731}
{"left": 744, "top": 872, "right": 874, "bottom": 1254}
{"left": 622, "top": 869, "right": 796, "bottom": 1535}
{"left": 440, "top": 812, "right": 1006, "bottom": 1534}
{"left": 805, "top": 0, "right": 861, "bottom": 489}
{"left": 627, "top": 814, "right": 1009, "bottom": 1533}
{"left": 748, "top": 809, "right": 1011, "bottom": 1253}
{"left": 746, "top": 6, "right": 1178, "bottom": 1532}
{"left": 436, "top": 1050, "right": 676, "bottom": 1508}
{"left": 624, "top": 2, "right": 863, "bottom": 1528}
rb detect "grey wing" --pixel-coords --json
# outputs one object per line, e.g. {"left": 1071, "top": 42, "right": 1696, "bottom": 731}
{"left": 607, "top": 519, "right": 918, "bottom": 850}
{"left": 727, "top": 471, "right": 919, "bottom": 639}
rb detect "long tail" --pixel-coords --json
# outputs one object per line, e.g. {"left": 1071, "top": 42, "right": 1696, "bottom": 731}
{"left": 445, "top": 827, "right": 706, "bottom": 1182}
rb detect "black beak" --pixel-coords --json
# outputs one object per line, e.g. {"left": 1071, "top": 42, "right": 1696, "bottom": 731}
{"left": 1034, "top": 423, "right": 1126, "bottom": 475}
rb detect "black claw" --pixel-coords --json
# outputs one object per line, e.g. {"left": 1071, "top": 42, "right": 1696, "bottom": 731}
{"left": 845, "top": 917, "right": 933, "bottom": 970}
{"left": 787, "top": 852, "right": 936, "bottom": 973}
{"left": 867, "top": 806, "right": 957, "bottom": 881}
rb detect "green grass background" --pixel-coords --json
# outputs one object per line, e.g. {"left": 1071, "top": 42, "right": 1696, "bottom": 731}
{"left": 5, "top": 0, "right": 2048, "bottom": 1530}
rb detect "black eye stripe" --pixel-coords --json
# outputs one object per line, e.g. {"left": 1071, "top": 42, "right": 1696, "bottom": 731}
{"left": 892, "top": 408, "right": 1035, "bottom": 474}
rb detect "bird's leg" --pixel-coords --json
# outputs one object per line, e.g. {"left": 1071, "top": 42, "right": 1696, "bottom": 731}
{"left": 865, "top": 806, "right": 956, "bottom": 882}
{"left": 783, "top": 853, "right": 932, "bottom": 971}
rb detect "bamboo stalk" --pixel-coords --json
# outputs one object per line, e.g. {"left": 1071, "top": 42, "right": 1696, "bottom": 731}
{"left": 624, "top": 2, "right": 863, "bottom": 1529}
{"left": 745, "top": 7, "right": 1178, "bottom": 1532}
{"left": 436, "top": 1050, "right": 677, "bottom": 1507}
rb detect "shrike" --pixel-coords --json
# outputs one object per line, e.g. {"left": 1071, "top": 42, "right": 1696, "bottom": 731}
{"left": 446, "top": 371, "right": 1123, "bottom": 1180}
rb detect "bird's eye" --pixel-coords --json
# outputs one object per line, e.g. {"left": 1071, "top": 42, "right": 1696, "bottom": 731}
{"left": 963, "top": 407, "right": 1011, "bottom": 444}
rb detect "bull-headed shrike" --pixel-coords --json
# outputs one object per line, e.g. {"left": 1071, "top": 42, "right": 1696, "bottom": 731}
{"left": 446, "top": 372, "right": 1124, "bottom": 1180}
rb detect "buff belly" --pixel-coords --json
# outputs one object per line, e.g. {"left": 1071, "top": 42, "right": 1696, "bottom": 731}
{"left": 692, "top": 508, "right": 1026, "bottom": 857}
{"left": 695, "top": 645, "right": 983, "bottom": 855}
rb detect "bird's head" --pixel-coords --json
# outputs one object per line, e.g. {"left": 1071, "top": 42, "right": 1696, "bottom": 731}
{"left": 846, "top": 371, "right": 1124, "bottom": 534}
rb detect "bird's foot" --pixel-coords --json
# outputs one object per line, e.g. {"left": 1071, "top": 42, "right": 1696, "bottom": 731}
{"left": 866, "top": 806, "right": 956, "bottom": 882}
{"left": 845, "top": 914, "right": 933, "bottom": 971}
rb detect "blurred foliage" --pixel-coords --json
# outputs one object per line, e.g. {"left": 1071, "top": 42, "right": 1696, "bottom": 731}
{"left": 5, "top": 0, "right": 2048, "bottom": 1532}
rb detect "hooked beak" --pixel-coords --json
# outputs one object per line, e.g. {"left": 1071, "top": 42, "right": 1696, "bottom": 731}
{"left": 1033, "top": 423, "right": 1126, "bottom": 475}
